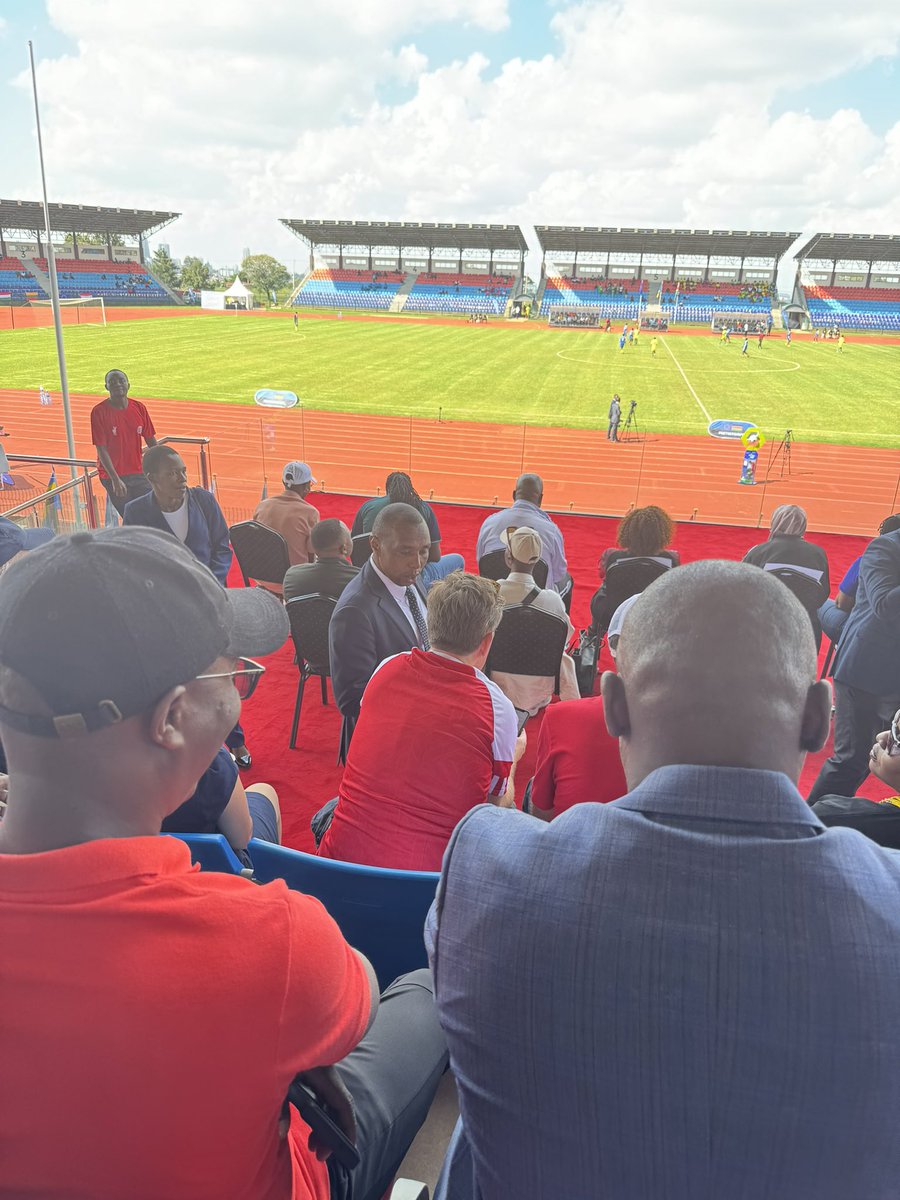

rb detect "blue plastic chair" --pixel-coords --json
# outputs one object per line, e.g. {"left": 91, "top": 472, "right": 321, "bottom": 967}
{"left": 247, "top": 839, "right": 439, "bottom": 989}
{"left": 165, "top": 832, "right": 247, "bottom": 875}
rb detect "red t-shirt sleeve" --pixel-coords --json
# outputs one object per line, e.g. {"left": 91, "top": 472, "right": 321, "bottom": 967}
{"left": 276, "top": 889, "right": 372, "bottom": 1076}
{"left": 136, "top": 402, "right": 156, "bottom": 441}
{"left": 90, "top": 403, "right": 107, "bottom": 447}
{"left": 530, "top": 708, "right": 556, "bottom": 811}
{"left": 488, "top": 683, "right": 517, "bottom": 798}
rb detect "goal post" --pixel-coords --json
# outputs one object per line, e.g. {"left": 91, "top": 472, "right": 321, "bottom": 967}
{"left": 26, "top": 296, "right": 107, "bottom": 327}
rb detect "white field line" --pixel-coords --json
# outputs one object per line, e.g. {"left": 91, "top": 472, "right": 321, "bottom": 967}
{"left": 660, "top": 337, "right": 712, "bottom": 423}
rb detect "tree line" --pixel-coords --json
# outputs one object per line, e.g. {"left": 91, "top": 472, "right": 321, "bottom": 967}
{"left": 150, "top": 248, "right": 291, "bottom": 300}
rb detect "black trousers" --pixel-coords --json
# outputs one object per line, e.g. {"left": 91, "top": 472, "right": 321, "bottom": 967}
{"left": 807, "top": 682, "right": 897, "bottom": 804}
{"left": 101, "top": 472, "right": 151, "bottom": 518}
{"left": 327, "top": 969, "right": 448, "bottom": 1200}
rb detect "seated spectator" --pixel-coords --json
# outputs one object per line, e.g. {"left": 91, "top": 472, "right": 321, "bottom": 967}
{"left": 283, "top": 518, "right": 358, "bottom": 602}
{"left": 125, "top": 445, "right": 251, "bottom": 770}
{"left": 742, "top": 504, "right": 830, "bottom": 592}
{"left": 351, "top": 471, "right": 464, "bottom": 592}
{"left": 124, "top": 445, "right": 232, "bottom": 583}
{"left": 589, "top": 504, "right": 678, "bottom": 630}
{"left": 253, "top": 460, "right": 319, "bottom": 567}
{"left": 0, "top": 526, "right": 446, "bottom": 1200}
{"left": 0, "top": 516, "right": 54, "bottom": 578}
{"left": 329, "top": 503, "right": 430, "bottom": 728}
{"left": 476, "top": 472, "right": 571, "bottom": 594}
{"left": 813, "top": 711, "right": 900, "bottom": 848}
{"left": 161, "top": 746, "right": 281, "bottom": 859}
{"left": 492, "top": 526, "right": 580, "bottom": 715}
{"left": 318, "top": 572, "right": 522, "bottom": 871}
{"left": 427, "top": 561, "right": 900, "bottom": 1199}
{"left": 818, "top": 513, "right": 900, "bottom": 643}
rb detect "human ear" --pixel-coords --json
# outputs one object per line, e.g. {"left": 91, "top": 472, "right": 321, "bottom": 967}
{"left": 600, "top": 671, "right": 631, "bottom": 739}
{"left": 800, "top": 680, "right": 832, "bottom": 753}
{"left": 147, "top": 685, "right": 189, "bottom": 751}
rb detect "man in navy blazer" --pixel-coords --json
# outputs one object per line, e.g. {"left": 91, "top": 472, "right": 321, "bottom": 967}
{"left": 808, "top": 527, "right": 900, "bottom": 802}
{"left": 123, "top": 446, "right": 232, "bottom": 585}
{"left": 124, "top": 446, "right": 251, "bottom": 768}
{"left": 330, "top": 503, "right": 431, "bottom": 723}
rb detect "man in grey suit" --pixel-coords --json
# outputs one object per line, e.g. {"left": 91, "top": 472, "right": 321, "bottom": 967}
{"left": 428, "top": 561, "right": 900, "bottom": 1200}
{"left": 808, "top": 526, "right": 900, "bottom": 803}
{"left": 607, "top": 393, "right": 621, "bottom": 442}
{"left": 329, "top": 503, "right": 431, "bottom": 725}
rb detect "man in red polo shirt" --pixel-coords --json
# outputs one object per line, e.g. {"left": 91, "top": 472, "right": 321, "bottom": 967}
{"left": 0, "top": 527, "right": 446, "bottom": 1200}
{"left": 318, "top": 572, "right": 522, "bottom": 872}
{"left": 90, "top": 368, "right": 158, "bottom": 516}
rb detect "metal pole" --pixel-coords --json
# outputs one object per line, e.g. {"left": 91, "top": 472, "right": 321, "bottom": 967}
{"left": 28, "top": 41, "right": 77, "bottom": 483}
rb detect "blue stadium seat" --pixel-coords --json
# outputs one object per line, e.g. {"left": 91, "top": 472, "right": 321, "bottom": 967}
{"left": 247, "top": 839, "right": 439, "bottom": 989}
{"left": 164, "top": 832, "right": 247, "bottom": 874}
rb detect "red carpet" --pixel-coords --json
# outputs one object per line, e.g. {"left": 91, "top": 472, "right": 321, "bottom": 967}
{"left": 233, "top": 496, "right": 884, "bottom": 852}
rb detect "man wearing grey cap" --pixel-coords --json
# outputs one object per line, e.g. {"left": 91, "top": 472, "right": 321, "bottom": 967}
{"left": 254, "top": 459, "right": 320, "bottom": 566}
{"left": 0, "top": 526, "right": 447, "bottom": 1200}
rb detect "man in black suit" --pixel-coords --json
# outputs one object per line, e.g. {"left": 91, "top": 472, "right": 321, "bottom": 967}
{"left": 808, "top": 527, "right": 900, "bottom": 803}
{"left": 283, "top": 519, "right": 357, "bottom": 602}
{"left": 329, "top": 503, "right": 431, "bottom": 724}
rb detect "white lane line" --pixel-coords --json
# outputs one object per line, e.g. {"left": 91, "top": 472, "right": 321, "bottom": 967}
{"left": 660, "top": 337, "right": 712, "bottom": 423}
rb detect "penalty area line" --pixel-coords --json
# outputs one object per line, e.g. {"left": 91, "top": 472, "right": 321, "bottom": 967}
{"left": 660, "top": 337, "right": 712, "bottom": 424}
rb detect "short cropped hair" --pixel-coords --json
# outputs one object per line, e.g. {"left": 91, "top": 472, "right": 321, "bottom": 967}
{"left": 311, "top": 518, "right": 346, "bottom": 554}
{"left": 426, "top": 571, "right": 504, "bottom": 656}
{"left": 142, "top": 443, "right": 181, "bottom": 475}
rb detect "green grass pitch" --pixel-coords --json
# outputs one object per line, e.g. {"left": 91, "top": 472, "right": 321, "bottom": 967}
{"left": 4, "top": 314, "right": 899, "bottom": 448}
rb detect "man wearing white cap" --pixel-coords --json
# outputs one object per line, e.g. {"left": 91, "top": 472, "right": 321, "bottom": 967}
{"left": 492, "top": 526, "right": 580, "bottom": 715}
{"left": 253, "top": 460, "right": 319, "bottom": 567}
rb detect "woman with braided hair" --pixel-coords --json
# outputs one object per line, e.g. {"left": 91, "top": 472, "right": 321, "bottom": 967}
{"left": 352, "top": 471, "right": 464, "bottom": 591}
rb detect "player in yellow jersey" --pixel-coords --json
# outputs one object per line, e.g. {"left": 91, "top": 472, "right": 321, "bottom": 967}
{"left": 650, "top": 336, "right": 658, "bottom": 356}
{"left": 838, "top": 332, "right": 845, "bottom": 353}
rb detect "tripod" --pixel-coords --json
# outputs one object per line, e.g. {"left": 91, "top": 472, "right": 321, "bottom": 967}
{"left": 768, "top": 428, "right": 793, "bottom": 478}
{"left": 621, "top": 400, "right": 640, "bottom": 443}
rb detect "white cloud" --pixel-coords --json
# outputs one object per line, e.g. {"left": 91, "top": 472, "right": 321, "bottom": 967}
{"left": 13, "top": 0, "right": 900, "bottom": 266}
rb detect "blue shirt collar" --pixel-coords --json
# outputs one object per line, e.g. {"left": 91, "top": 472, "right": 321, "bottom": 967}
{"left": 614, "top": 764, "right": 823, "bottom": 829}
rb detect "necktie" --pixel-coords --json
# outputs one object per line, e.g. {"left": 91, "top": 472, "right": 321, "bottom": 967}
{"left": 405, "top": 586, "right": 430, "bottom": 650}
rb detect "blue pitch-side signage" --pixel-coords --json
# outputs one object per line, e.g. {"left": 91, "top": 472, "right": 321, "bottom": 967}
{"left": 708, "top": 419, "right": 756, "bottom": 440}
{"left": 254, "top": 389, "right": 299, "bottom": 409}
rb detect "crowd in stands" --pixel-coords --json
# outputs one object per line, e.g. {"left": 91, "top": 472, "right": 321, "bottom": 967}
{"left": 9, "top": 377, "right": 900, "bottom": 1196}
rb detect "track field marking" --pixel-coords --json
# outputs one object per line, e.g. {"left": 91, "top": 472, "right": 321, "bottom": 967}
{"left": 659, "top": 338, "right": 712, "bottom": 422}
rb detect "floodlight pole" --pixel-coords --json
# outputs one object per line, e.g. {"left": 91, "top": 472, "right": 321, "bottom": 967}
{"left": 28, "top": 40, "right": 78, "bottom": 481}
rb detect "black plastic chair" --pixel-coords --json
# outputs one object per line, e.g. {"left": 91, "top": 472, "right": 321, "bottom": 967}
{"left": 590, "top": 556, "right": 671, "bottom": 633}
{"left": 286, "top": 594, "right": 336, "bottom": 749}
{"left": 486, "top": 603, "right": 569, "bottom": 695}
{"left": 765, "top": 566, "right": 826, "bottom": 651}
{"left": 478, "top": 548, "right": 549, "bottom": 589}
{"left": 229, "top": 520, "right": 290, "bottom": 589}
{"left": 350, "top": 533, "right": 373, "bottom": 567}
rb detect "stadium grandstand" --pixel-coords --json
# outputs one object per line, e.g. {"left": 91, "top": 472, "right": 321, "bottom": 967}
{"left": 0, "top": 198, "right": 179, "bottom": 306}
{"left": 281, "top": 218, "right": 527, "bottom": 315}
{"left": 535, "top": 226, "right": 798, "bottom": 327}
{"left": 793, "top": 232, "right": 900, "bottom": 331}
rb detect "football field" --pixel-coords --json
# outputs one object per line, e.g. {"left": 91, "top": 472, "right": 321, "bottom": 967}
{"left": 3, "top": 313, "right": 899, "bottom": 449}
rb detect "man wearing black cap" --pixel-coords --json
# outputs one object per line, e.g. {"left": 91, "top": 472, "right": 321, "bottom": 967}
{"left": 0, "top": 527, "right": 446, "bottom": 1200}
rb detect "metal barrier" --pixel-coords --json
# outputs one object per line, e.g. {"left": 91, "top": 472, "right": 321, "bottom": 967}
{"left": 0, "top": 436, "right": 213, "bottom": 531}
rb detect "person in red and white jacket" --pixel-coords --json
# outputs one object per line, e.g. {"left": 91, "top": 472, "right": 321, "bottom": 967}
{"left": 318, "top": 572, "right": 524, "bottom": 873}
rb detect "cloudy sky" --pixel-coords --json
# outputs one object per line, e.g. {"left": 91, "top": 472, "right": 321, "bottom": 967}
{"left": 2, "top": 0, "right": 899, "bottom": 274}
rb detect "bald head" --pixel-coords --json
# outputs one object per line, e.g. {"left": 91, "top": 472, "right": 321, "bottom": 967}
{"left": 602, "top": 560, "right": 831, "bottom": 789}
{"left": 514, "top": 474, "right": 543, "bottom": 505}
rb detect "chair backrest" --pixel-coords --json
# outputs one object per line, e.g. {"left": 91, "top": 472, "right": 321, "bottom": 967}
{"left": 486, "top": 603, "right": 569, "bottom": 678}
{"left": 350, "top": 533, "right": 373, "bottom": 567}
{"left": 286, "top": 593, "right": 336, "bottom": 675}
{"left": 764, "top": 566, "right": 825, "bottom": 644}
{"left": 603, "top": 556, "right": 670, "bottom": 607}
{"left": 228, "top": 520, "right": 291, "bottom": 587}
{"left": 247, "top": 839, "right": 439, "bottom": 989}
{"left": 478, "top": 548, "right": 549, "bottom": 589}
{"left": 164, "top": 832, "right": 246, "bottom": 874}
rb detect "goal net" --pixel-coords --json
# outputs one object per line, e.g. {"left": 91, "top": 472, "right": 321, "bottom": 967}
{"left": 26, "top": 296, "right": 107, "bottom": 327}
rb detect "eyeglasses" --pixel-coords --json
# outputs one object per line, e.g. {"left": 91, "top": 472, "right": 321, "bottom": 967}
{"left": 195, "top": 658, "right": 266, "bottom": 701}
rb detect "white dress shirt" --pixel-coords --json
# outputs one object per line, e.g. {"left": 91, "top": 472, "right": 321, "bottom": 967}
{"left": 369, "top": 559, "right": 423, "bottom": 643}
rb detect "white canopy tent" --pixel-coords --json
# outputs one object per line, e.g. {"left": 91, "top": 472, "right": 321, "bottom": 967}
{"left": 201, "top": 276, "right": 255, "bottom": 310}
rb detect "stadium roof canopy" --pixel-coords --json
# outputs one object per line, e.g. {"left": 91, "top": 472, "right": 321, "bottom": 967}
{"left": 794, "top": 232, "right": 900, "bottom": 264}
{"left": 0, "top": 198, "right": 179, "bottom": 238}
{"left": 534, "top": 226, "right": 800, "bottom": 261}
{"left": 281, "top": 218, "right": 527, "bottom": 253}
